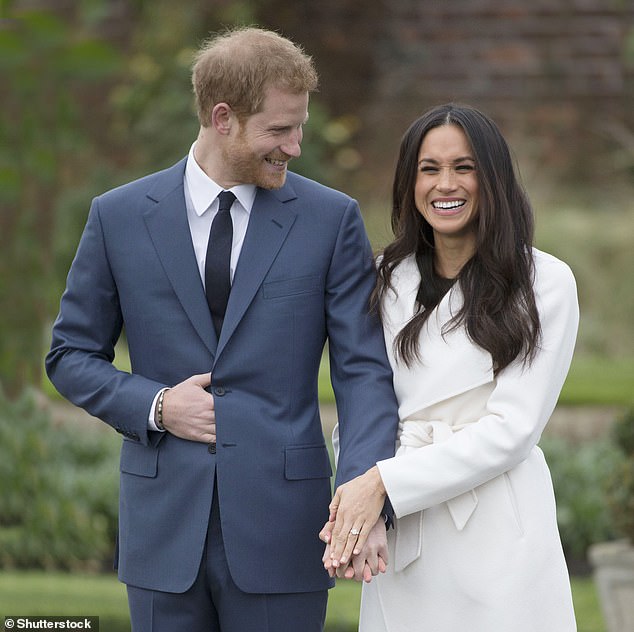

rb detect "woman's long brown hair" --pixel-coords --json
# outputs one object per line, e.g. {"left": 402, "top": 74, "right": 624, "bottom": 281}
{"left": 372, "top": 103, "right": 540, "bottom": 374}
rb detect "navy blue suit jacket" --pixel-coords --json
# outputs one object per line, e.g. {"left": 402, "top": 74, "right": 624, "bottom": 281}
{"left": 46, "top": 159, "right": 398, "bottom": 594}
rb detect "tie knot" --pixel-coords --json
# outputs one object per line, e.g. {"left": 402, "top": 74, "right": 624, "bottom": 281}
{"left": 217, "top": 191, "right": 236, "bottom": 213}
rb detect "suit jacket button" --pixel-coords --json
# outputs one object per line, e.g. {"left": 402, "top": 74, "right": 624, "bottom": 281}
{"left": 208, "top": 443, "right": 216, "bottom": 454}
{"left": 214, "top": 386, "right": 225, "bottom": 396}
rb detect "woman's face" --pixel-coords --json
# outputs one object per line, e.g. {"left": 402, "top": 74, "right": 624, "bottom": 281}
{"left": 414, "top": 123, "right": 479, "bottom": 244}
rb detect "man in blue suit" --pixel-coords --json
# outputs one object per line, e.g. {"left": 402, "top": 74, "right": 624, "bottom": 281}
{"left": 46, "top": 27, "right": 398, "bottom": 632}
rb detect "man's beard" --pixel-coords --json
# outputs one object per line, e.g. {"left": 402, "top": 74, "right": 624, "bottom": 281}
{"left": 223, "top": 137, "right": 288, "bottom": 190}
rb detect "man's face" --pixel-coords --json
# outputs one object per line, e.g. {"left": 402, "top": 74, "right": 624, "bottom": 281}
{"left": 222, "top": 86, "right": 309, "bottom": 189}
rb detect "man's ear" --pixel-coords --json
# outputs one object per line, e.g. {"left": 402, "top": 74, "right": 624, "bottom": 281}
{"left": 211, "top": 102, "right": 234, "bottom": 135}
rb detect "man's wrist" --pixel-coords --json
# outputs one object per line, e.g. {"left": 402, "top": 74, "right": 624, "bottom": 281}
{"left": 155, "top": 387, "right": 170, "bottom": 431}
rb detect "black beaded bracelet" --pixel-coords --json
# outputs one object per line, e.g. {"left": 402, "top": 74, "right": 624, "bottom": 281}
{"left": 156, "top": 388, "right": 169, "bottom": 431}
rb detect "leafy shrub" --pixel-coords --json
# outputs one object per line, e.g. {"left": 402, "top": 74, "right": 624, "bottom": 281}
{"left": 0, "top": 389, "right": 119, "bottom": 570}
{"left": 605, "top": 407, "right": 634, "bottom": 542}
{"left": 540, "top": 434, "right": 623, "bottom": 563}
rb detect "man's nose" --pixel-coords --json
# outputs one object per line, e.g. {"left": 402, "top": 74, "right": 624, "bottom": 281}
{"left": 281, "top": 129, "right": 302, "bottom": 158}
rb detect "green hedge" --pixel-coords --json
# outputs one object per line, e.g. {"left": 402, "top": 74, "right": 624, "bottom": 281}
{"left": 541, "top": 434, "right": 623, "bottom": 564}
{"left": 0, "top": 390, "right": 119, "bottom": 570}
{"left": 0, "top": 387, "right": 626, "bottom": 576}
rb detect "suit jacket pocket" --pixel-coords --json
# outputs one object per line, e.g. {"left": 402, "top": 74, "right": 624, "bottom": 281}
{"left": 284, "top": 444, "right": 333, "bottom": 480}
{"left": 120, "top": 439, "right": 159, "bottom": 478}
{"left": 262, "top": 275, "right": 321, "bottom": 299}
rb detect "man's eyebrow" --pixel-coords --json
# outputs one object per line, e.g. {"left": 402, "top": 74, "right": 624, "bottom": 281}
{"left": 268, "top": 115, "right": 309, "bottom": 130}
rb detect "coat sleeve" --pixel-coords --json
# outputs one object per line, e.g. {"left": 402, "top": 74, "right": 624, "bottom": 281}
{"left": 45, "top": 197, "right": 164, "bottom": 446}
{"left": 377, "top": 254, "right": 579, "bottom": 518}
{"left": 325, "top": 199, "right": 399, "bottom": 488}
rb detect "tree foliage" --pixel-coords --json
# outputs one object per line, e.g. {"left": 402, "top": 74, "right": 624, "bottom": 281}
{"left": 1, "top": 0, "right": 345, "bottom": 397}
{"left": 0, "top": 6, "right": 124, "bottom": 396}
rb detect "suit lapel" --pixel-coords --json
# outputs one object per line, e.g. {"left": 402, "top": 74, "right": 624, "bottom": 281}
{"left": 215, "top": 183, "right": 298, "bottom": 360}
{"left": 142, "top": 159, "right": 217, "bottom": 355}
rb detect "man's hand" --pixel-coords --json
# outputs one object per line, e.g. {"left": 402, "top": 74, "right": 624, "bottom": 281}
{"left": 159, "top": 373, "right": 216, "bottom": 443}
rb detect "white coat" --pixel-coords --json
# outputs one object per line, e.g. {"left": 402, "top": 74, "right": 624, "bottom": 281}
{"left": 358, "top": 248, "right": 579, "bottom": 632}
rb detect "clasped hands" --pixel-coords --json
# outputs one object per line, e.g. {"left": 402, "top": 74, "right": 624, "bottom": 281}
{"left": 319, "top": 466, "right": 388, "bottom": 583}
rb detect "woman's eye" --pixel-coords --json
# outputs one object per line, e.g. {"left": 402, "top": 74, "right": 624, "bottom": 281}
{"left": 455, "top": 164, "right": 475, "bottom": 173}
{"left": 420, "top": 166, "right": 439, "bottom": 174}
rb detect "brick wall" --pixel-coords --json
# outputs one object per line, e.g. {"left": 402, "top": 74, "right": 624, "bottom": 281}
{"left": 259, "top": 0, "right": 634, "bottom": 197}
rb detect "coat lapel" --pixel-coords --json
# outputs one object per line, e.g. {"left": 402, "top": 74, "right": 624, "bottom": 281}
{"left": 383, "top": 255, "right": 494, "bottom": 417}
{"left": 214, "top": 183, "right": 298, "bottom": 361}
{"left": 142, "top": 159, "right": 217, "bottom": 355}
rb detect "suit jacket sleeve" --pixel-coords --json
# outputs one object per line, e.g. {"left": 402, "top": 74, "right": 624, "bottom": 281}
{"left": 325, "top": 199, "right": 399, "bottom": 488}
{"left": 377, "top": 253, "right": 579, "bottom": 518}
{"left": 46, "top": 197, "right": 164, "bottom": 446}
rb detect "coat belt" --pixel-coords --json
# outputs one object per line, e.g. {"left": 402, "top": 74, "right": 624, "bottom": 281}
{"left": 394, "top": 420, "right": 478, "bottom": 572}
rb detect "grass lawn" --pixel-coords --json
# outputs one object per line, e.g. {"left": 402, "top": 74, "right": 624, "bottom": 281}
{"left": 559, "top": 355, "right": 634, "bottom": 406}
{"left": 0, "top": 571, "right": 605, "bottom": 632}
{"left": 329, "top": 578, "right": 607, "bottom": 632}
{"left": 318, "top": 352, "right": 634, "bottom": 407}
{"left": 45, "top": 342, "right": 634, "bottom": 409}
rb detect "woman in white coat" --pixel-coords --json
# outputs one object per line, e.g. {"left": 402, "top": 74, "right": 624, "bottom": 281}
{"left": 321, "top": 103, "right": 579, "bottom": 631}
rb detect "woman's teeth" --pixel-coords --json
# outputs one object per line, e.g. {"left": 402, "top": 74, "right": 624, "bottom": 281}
{"left": 433, "top": 200, "right": 465, "bottom": 209}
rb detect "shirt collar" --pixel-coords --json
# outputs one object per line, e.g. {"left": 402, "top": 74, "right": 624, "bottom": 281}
{"left": 184, "top": 142, "right": 257, "bottom": 216}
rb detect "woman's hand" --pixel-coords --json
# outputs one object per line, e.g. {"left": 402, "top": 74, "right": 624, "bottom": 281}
{"left": 322, "top": 517, "right": 388, "bottom": 582}
{"left": 320, "top": 466, "right": 387, "bottom": 567}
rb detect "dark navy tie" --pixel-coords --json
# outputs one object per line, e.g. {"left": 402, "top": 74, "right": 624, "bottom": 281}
{"left": 205, "top": 191, "right": 236, "bottom": 338}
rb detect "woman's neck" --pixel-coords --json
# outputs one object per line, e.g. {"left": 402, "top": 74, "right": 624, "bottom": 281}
{"left": 433, "top": 233, "right": 476, "bottom": 278}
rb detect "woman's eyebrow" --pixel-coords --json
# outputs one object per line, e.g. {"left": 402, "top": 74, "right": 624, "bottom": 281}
{"left": 418, "top": 156, "right": 475, "bottom": 165}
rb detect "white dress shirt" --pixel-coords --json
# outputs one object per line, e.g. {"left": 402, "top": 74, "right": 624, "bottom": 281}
{"left": 183, "top": 142, "right": 256, "bottom": 285}
{"left": 148, "top": 143, "right": 256, "bottom": 430}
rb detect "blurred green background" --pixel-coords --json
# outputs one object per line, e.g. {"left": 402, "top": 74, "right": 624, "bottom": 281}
{"left": 1, "top": 1, "right": 633, "bottom": 630}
